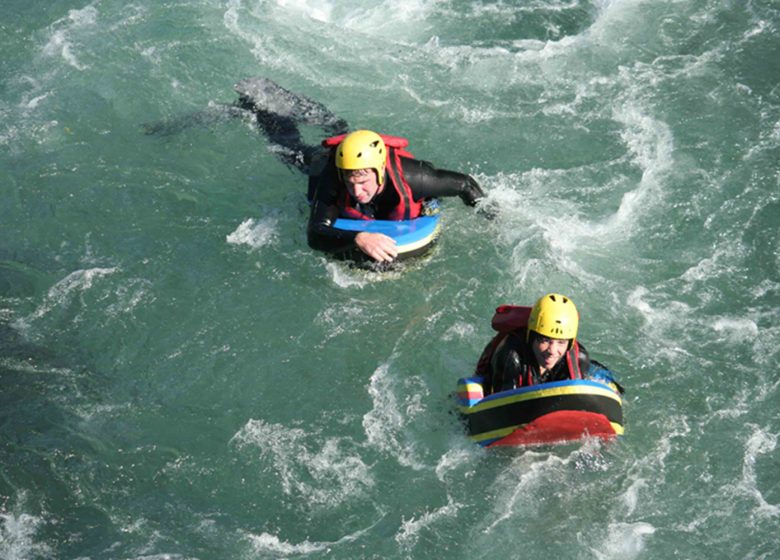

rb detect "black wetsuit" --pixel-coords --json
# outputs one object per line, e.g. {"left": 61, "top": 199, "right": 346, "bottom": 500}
{"left": 307, "top": 155, "right": 485, "bottom": 255}
{"left": 221, "top": 77, "right": 488, "bottom": 257}
{"left": 488, "top": 332, "right": 591, "bottom": 394}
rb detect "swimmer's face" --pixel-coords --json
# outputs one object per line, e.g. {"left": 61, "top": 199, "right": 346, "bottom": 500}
{"left": 531, "top": 336, "right": 570, "bottom": 373}
{"left": 342, "top": 168, "right": 380, "bottom": 204}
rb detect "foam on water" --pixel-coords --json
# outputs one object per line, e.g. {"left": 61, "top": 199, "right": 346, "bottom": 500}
{"left": 434, "top": 447, "right": 480, "bottom": 483}
{"left": 244, "top": 531, "right": 329, "bottom": 557}
{"left": 482, "top": 451, "right": 572, "bottom": 531}
{"left": 268, "top": 0, "right": 334, "bottom": 23}
{"left": 610, "top": 104, "right": 673, "bottom": 214}
{"left": 12, "top": 267, "right": 118, "bottom": 338}
{"left": 312, "top": 302, "right": 373, "bottom": 346}
{"left": 323, "top": 259, "right": 412, "bottom": 288}
{"left": 230, "top": 419, "right": 374, "bottom": 507}
{"left": 736, "top": 426, "right": 779, "bottom": 518}
{"left": 41, "top": 6, "right": 99, "bottom": 71}
{"left": 323, "top": 261, "right": 370, "bottom": 289}
{"left": 244, "top": 515, "right": 380, "bottom": 558}
{"left": 0, "top": 493, "right": 50, "bottom": 560}
{"left": 362, "top": 361, "right": 428, "bottom": 470}
{"left": 440, "top": 321, "right": 477, "bottom": 342}
{"left": 223, "top": 0, "right": 339, "bottom": 83}
{"left": 711, "top": 316, "right": 760, "bottom": 344}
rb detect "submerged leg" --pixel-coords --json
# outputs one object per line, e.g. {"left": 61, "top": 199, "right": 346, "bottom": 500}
{"left": 234, "top": 77, "right": 348, "bottom": 135}
{"left": 142, "top": 104, "right": 247, "bottom": 136}
{"left": 146, "top": 77, "right": 348, "bottom": 175}
{"left": 234, "top": 77, "right": 348, "bottom": 173}
{"left": 250, "top": 109, "right": 312, "bottom": 172}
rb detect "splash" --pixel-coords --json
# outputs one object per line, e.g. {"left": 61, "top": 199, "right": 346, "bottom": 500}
{"left": 592, "top": 521, "right": 656, "bottom": 560}
{"left": 395, "top": 497, "right": 460, "bottom": 549}
{"left": 226, "top": 218, "right": 278, "bottom": 250}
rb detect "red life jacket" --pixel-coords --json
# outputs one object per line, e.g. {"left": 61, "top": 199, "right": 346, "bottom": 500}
{"left": 322, "top": 133, "right": 423, "bottom": 221}
{"left": 475, "top": 305, "right": 582, "bottom": 386}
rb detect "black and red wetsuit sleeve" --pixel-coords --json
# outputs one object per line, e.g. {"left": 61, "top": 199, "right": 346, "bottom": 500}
{"left": 400, "top": 158, "right": 485, "bottom": 206}
{"left": 490, "top": 332, "right": 527, "bottom": 391}
{"left": 306, "top": 162, "right": 359, "bottom": 253}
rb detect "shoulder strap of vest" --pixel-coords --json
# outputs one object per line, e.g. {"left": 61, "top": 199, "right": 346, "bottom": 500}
{"left": 386, "top": 147, "right": 413, "bottom": 220}
{"left": 338, "top": 202, "right": 372, "bottom": 220}
{"left": 565, "top": 341, "right": 583, "bottom": 380}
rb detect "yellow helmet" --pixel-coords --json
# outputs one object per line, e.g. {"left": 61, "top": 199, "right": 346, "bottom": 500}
{"left": 528, "top": 293, "right": 579, "bottom": 340}
{"left": 335, "top": 130, "right": 387, "bottom": 186}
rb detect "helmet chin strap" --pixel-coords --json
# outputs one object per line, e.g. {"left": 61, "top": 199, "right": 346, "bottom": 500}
{"left": 375, "top": 165, "right": 386, "bottom": 188}
{"left": 365, "top": 169, "right": 385, "bottom": 203}
{"left": 374, "top": 174, "right": 386, "bottom": 198}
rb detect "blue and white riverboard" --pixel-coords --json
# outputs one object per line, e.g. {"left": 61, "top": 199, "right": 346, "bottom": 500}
{"left": 333, "top": 214, "right": 441, "bottom": 259}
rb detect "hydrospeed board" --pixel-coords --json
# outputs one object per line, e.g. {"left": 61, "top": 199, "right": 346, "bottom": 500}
{"left": 333, "top": 214, "right": 441, "bottom": 260}
{"left": 456, "top": 377, "right": 624, "bottom": 447}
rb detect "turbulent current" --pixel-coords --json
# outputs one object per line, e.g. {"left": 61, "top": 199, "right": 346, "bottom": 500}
{"left": 1, "top": 1, "right": 779, "bottom": 558}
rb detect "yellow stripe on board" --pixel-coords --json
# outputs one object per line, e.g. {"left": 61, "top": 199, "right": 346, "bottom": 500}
{"left": 470, "top": 420, "right": 624, "bottom": 443}
{"left": 396, "top": 223, "right": 441, "bottom": 255}
{"left": 457, "top": 381, "right": 483, "bottom": 393}
{"left": 466, "top": 383, "right": 622, "bottom": 414}
{"left": 469, "top": 424, "right": 525, "bottom": 443}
